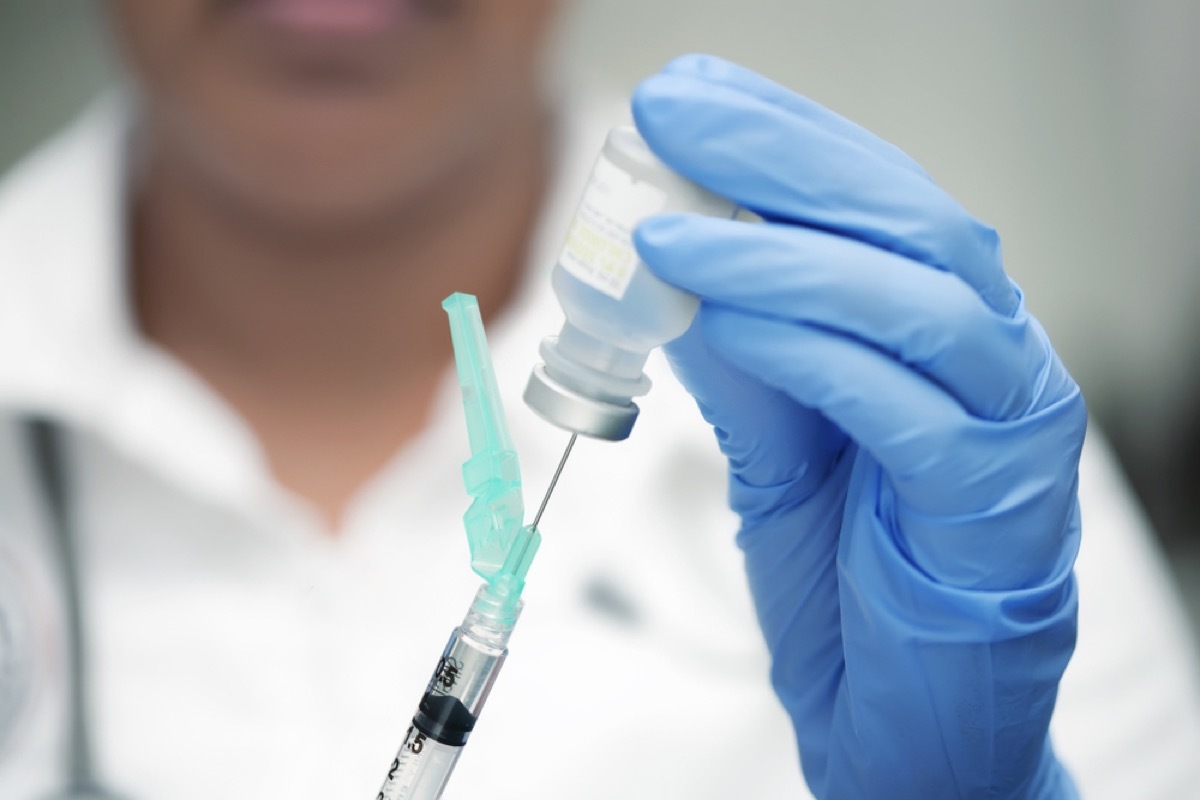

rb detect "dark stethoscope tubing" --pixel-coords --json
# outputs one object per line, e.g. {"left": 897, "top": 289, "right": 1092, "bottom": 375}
{"left": 24, "top": 418, "right": 129, "bottom": 800}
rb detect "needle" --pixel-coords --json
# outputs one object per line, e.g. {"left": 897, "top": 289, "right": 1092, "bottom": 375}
{"left": 531, "top": 433, "right": 577, "bottom": 530}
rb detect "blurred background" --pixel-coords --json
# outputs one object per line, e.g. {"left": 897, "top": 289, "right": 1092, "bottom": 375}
{"left": 2, "top": 1, "right": 1198, "bottom": 622}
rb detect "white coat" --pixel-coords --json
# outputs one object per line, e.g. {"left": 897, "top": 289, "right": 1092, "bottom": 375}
{"left": 1, "top": 97, "right": 1199, "bottom": 799}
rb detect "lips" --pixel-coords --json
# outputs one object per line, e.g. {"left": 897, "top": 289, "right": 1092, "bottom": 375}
{"left": 246, "top": 0, "right": 414, "bottom": 38}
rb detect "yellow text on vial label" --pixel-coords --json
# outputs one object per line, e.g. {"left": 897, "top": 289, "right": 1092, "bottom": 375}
{"left": 559, "top": 155, "right": 667, "bottom": 300}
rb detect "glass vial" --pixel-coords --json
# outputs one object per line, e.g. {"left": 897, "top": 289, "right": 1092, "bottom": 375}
{"left": 523, "top": 125, "right": 737, "bottom": 440}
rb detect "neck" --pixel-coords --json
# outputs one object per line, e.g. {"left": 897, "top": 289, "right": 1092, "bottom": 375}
{"left": 131, "top": 108, "right": 552, "bottom": 531}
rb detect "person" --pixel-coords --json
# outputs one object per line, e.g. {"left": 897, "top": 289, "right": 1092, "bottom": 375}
{"left": 0, "top": 1, "right": 1198, "bottom": 797}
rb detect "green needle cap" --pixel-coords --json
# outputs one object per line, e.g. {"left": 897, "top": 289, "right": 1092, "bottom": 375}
{"left": 443, "top": 293, "right": 539, "bottom": 587}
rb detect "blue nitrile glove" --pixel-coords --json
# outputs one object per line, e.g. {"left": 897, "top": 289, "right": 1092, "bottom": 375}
{"left": 631, "top": 55, "right": 1086, "bottom": 799}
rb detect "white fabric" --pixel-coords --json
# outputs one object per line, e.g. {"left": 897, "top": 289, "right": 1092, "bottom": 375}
{"left": 0, "top": 99, "right": 1198, "bottom": 800}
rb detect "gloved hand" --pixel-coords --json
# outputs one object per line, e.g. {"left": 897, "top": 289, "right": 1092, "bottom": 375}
{"left": 632, "top": 55, "right": 1086, "bottom": 799}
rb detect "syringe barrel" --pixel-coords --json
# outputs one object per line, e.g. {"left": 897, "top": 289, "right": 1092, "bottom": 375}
{"left": 375, "top": 585, "right": 521, "bottom": 800}
{"left": 376, "top": 725, "right": 462, "bottom": 800}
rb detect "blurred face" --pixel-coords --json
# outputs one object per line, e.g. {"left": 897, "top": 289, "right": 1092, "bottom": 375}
{"left": 105, "top": 0, "right": 560, "bottom": 232}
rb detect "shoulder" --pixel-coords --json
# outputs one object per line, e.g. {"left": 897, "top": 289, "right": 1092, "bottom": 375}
{"left": 0, "top": 95, "right": 129, "bottom": 328}
{"left": 0, "top": 96, "right": 132, "bottom": 417}
{"left": 0, "top": 96, "right": 126, "bottom": 249}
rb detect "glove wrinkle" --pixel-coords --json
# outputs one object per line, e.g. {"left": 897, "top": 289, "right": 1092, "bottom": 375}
{"left": 728, "top": 442, "right": 855, "bottom": 526}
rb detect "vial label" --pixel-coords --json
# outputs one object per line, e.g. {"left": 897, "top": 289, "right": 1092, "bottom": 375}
{"left": 560, "top": 155, "right": 666, "bottom": 300}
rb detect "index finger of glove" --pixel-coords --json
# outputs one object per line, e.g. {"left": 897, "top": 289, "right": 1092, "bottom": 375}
{"left": 660, "top": 54, "right": 932, "bottom": 182}
{"left": 631, "top": 70, "right": 1019, "bottom": 316}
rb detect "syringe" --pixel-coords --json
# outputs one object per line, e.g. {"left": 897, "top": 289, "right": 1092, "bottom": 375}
{"left": 374, "top": 294, "right": 573, "bottom": 800}
{"left": 373, "top": 568, "right": 526, "bottom": 800}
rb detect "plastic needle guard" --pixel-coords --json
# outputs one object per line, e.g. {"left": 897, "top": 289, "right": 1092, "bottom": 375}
{"left": 443, "top": 294, "right": 540, "bottom": 591}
